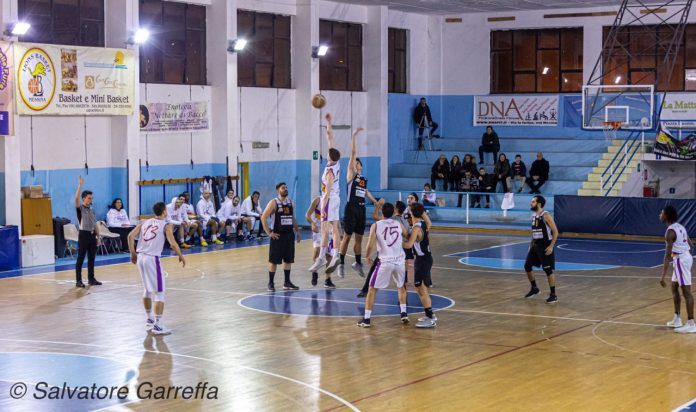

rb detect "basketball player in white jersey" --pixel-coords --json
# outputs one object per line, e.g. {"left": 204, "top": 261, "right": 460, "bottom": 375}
{"left": 309, "top": 113, "right": 342, "bottom": 274}
{"left": 358, "top": 203, "right": 409, "bottom": 327}
{"left": 403, "top": 203, "right": 437, "bottom": 328}
{"left": 659, "top": 205, "right": 695, "bottom": 333}
{"left": 305, "top": 196, "right": 338, "bottom": 288}
{"left": 128, "top": 202, "right": 186, "bottom": 335}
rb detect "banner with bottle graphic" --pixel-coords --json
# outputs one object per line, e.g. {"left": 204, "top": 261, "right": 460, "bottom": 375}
{"left": 14, "top": 42, "right": 134, "bottom": 115}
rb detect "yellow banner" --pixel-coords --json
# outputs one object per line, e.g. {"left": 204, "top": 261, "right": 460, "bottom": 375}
{"left": 14, "top": 43, "right": 134, "bottom": 115}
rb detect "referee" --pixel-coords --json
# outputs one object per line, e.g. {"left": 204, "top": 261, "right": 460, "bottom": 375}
{"left": 74, "top": 176, "right": 102, "bottom": 288}
{"left": 261, "top": 182, "right": 301, "bottom": 292}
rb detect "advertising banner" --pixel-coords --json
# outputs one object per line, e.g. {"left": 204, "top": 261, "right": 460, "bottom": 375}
{"left": 474, "top": 95, "right": 559, "bottom": 126}
{"left": 660, "top": 93, "right": 696, "bottom": 121}
{"left": 14, "top": 43, "right": 134, "bottom": 115}
{"left": 0, "top": 41, "right": 14, "bottom": 135}
{"left": 139, "top": 102, "right": 210, "bottom": 133}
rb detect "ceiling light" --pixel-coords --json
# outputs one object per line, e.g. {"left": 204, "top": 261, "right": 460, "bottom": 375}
{"left": 11, "top": 22, "right": 30, "bottom": 36}
{"left": 132, "top": 28, "right": 150, "bottom": 45}
{"left": 614, "top": 76, "right": 622, "bottom": 84}
{"left": 542, "top": 67, "right": 549, "bottom": 75}
{"left": 312, "top": 45, "right": 329, "bottom": 58}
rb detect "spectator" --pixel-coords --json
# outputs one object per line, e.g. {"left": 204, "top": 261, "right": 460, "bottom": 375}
{"left": 240, "top": 191, "right": 264, "bottom": 240}
{"left": 461, "top": 154, "right": 478, "bottom": 176}
{"left": 494, "top": 153, "right": 512, "bottom": 193}
{"left": 430, "top": 154, "right": 450, "bottom": 191}
{"left": 414, "top": 97, "right": 439, "bottom": 149}
{"left": 106, "top": 198, "right": 134, "bottom": 252}
{"left": 422, "top": 183, "right": 437, "bottom": 207}
{"left": 197, "top": 190, "right": 223, "bottom": 245}
{"left": 449, "top": 155, "right": 461, "bottom": 191}
{"left": 166, "top": 195, "right": 194, "bottom": 248}
{"left": 527, "top": 151, "right": 550, "bottom": 194}
{"left": 457, "top": 169, "right": 480, "bottom": 208}
{"left": 510, "top": 154, "right": 527, "bottom": 193}
{"left": 478, "top": 167, "right": 496, "bottom": 208}
{"left": 479, "top": 126, "right": 500, "bottom": 164}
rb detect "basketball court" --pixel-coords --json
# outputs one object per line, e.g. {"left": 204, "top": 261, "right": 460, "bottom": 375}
{"left": 1, "top": 232, "right": 695, "bottom": 411}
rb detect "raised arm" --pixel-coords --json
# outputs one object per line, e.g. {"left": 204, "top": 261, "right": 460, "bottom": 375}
{"left": 75, "top": 175, "right": 83, "bottom": 209}
{"left": 347, "top": 127, "right": 363, "bottom": 181}
{"left": 260, "top": 199, "right": 278, "bottom": 239}
{"left": 325, "top": 113, "right": 334, "bottom": 150}
{"left": 372, "top": 199, "right": 384, "bottom": 221}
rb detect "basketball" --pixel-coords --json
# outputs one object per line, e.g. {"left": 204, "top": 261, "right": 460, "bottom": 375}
{"left": 312, "top": 94, "right": 326, "bottom": 109}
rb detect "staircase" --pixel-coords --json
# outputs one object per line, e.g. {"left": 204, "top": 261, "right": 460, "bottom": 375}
{"left": 578, "top": 137, "right": 646, "bottom": 196}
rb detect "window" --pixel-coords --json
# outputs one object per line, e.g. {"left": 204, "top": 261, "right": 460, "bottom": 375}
{"left": 490, "top": 28, "right": 583, "bottom": 93}
{"left": 319, "top": 20, "right": 363, "bottom": 91}
{"left": 139, "top": 0, "right": 207, "bottom": 85}
{"left": 236, "top": 10, "right": 291, "bottom": 88}
{"left": 388, "top": 28, "right": 407, "bottom": 93}
{"left": 603, "top": 24, "right": 696, "bottom": 91}
{"left": 18, "top": 0, "right": 104, "bottom": 46}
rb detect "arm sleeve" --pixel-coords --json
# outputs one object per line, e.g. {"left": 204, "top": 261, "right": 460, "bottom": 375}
{"left": 106, "top": 209, "right": 117, "bottom": 227}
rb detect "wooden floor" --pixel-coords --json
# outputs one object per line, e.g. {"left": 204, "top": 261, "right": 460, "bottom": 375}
{"left": 1, "top": 233, "right": 695, "bottom": 411}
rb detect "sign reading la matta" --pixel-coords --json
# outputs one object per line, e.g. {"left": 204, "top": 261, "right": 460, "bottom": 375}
{"left": 14, "top": 43, "right": 134, "bottom": 115}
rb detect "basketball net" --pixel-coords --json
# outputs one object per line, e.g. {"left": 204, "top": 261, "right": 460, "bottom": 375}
{"left": 602, "top": 121, "right": 622, "bottom": 144}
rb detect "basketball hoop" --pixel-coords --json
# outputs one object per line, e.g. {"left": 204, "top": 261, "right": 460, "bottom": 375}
{"left": 602, "top": 121, "right": 623, "bottom": 143}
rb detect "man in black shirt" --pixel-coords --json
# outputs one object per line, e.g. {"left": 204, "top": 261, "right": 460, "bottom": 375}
{"left": 430, "top": 154, "right": 450, "bottom": 191}
{"left": 479, "top": 126, "right": 500, "bottom": 164}
{"left": 527, "top": 152, "right": 550, "bottom": 194}
{"left": 477, "top": 167, "right": 496, "bottom": 208}
{"left": 414, "top": 97, "right": 439, "bottom": 149}
{"left": 523, "top": 195, "right": 559, "bottom": 304}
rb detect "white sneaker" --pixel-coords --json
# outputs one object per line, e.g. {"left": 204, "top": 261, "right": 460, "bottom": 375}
{"left": 325, "top": 255, "right": 340, "bottom": 274}
{"left": 417, "top": 315, "right": 438, "bottom": 323}
{"left": 667, "top": 317, "right": 683, "bottom": 328}
{"left": 415, "top": 317, "right": 437, "bottom": 328}
{"left": 351, "top": 262, "right": 366, "bottom": 278}
{"left": 151, "top": 323, "right": 172, "bottom": 335}
{"left": 675, "top": 323, "right": 696, "bottom": 333}
{"left": 308, "top": 256, "right": 326, "bottom": 272}
{"left": 146, "top": 318, "right": 155, "bottom": 331}
{"left": 336, "top": 264, "right": 345, "bottom": 278}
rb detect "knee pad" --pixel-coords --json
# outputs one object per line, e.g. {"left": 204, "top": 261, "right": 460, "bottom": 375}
{"left": 154, "top": 292, "right": 165, "bottom": 302}
{"left": 543, "top": 266, "right": 553, "bottom": 276}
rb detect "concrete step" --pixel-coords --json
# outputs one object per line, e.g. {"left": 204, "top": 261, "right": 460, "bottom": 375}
{"left": 388, "top": 176, "right": 581, "bottom": 195}
{"left": 429, "top": 137, "right": 611, "bottom": 153}
{"left": 404, "top": 150, "right": 602, "bottom": 167}
{"left": 578, "top": 188, "right": 620, "bottom": 196}
{"left": 582, "top": 175, "right": 628, "bottom": 189}
{"left": 389, "top": 163, "right": 594, "bottom": 181}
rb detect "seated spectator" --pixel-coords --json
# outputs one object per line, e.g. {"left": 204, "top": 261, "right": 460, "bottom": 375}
{"left": 181, "top": 191, "right": 199, "bottom": 222}
{"left": 527, "top": 152, "right": 550, "bottom": 194}
{"left": 414, "top": 97, "right": 439, "bottom": 149}
{"left": 422, "top": 183, "right": 437, "bottom": 207}
{"left": 457, "top": 169, "right": 480, "bottom": 208}
{"left": 105, "top": 198, "right": 134, "bottom": 252}
{"left": 461, "top": 154, "right": 478, "bottom": 176}
{"left": 449, "top": 155, "right": 461, "bottom": 191}
{"left": 477, "top": 167, "right": 496, "bottom": 208}
{"left": 221, "top": 189, "right": 236, "bottom": 205}
{"left": 430, "top": 154, "right": 450, "bottom": 191}
{"left": 494, "top": 153, "right": 512, "bottom": 193}
{"left": 240, "top": 191, "right": 264, "bottom": 240}
{"left": 166, "top": 196, "right": 194, "bottom": 248}
{"left": 511, "top": 154, "right": 527, "bottom": 193}
{"left": 479, "top": 126, "right": 500, "bottom": 164}
{"left": 197, "top": 190, "right": 224, "bottom": 246}
{"left": 217, "top": 195, "right": 242, "bottom": 241}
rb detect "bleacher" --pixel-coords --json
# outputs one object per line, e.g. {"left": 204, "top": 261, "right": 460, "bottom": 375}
{"left": 384, "top": 136, "right": 612, "bottom": 227}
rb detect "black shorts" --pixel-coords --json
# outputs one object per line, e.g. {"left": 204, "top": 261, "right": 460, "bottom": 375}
{"left": 269, "top": 232, "right": 295, "bottom": 264}
{"left": 404, "top": 247, "right": 414, "bottom": 260}
{"left": 524, "top": 242, "right": 555, "bottom": 272}
{"left": 343, "top": 204, "right": 366, "bottom": 236}
{"left": 414, "top": 254, "right": 433, "bottom": 287}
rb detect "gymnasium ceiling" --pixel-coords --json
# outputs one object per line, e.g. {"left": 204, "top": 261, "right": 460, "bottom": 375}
{"left": 331, "top": 0, "right": 624, "bottom": 14}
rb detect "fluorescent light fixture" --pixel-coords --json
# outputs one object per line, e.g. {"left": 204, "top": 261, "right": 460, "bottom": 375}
{"left": 563, "top": 77, "right": 568, "bottom": 83}
{"left": 11, "top": 22, "right": 30, "bottom": 36}
{"left": 542, "top": 66, "right": 549, "bottom": 75}
{"left": 614, "top": 76, "right": 622, "bottom": 84}
{"left": 233, "top": 39, "right": 247, "bottom": 51}
{"left": 133, "top": 28, "right": 150, "bottom": 44}
{"left": 311, "top": 45, "right": 329, "bottom": 58}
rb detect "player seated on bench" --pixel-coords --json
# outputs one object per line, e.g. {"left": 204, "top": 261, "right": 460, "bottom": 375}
{"left": 217, "top": 193, "right": 242, "bottom": 241}
{"left": 197, "top": 190, "right": 224, "bottom": 246}
{"left": 166, "top": 195, "right": 195, "bottom": 249}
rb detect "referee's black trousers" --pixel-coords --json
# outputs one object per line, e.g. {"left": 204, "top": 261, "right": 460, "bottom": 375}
{"left": 76, "top": 230, "right": 97, "bottom": 283}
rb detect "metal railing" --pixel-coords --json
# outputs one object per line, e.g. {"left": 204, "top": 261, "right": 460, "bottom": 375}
{"left": 599, "top": 131, "right": 644, "bottom": 196}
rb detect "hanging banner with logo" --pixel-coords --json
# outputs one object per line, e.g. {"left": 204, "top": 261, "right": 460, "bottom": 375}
{"left": 660, "top": 93, "right": 696, "bottom": 121}
{"left": 474, "top": 95, "right": 559, "bottom": 126}
{"left": 14, "top": 43, "right": 134, "bottom": 115}
{"left": 654, "top": 123, "right": 696, "bottom": 160}
{"left": 0, "top": 41, "right": 14, "bottom": 135}
{"left": 139, "top": 102, "right": 210, "bottom": 133}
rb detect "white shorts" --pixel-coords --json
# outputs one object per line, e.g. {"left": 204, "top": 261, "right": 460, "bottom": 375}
{"left": 137, "top": 254, "right": 165, "bottom": 294}
{"left": 312, "top": 232, "right": 322, "bottom": 248}
{"left": 321, "top": 195, "right": 340, "bottom": 222}
{"left": 672, "top": 253, "right": 693, "bottom": 286}
{"left": 369, "top": 259, "right": 406, "bottom": 289}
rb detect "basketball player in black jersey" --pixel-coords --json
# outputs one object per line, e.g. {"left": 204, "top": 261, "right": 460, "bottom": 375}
{"left": 523, "top": 195, "right": 559, "bottom": 304}
{"left": 338, "top": 127, "right": 377, "bottom": 279}
{"left": 261, "top": 182, "right": 302, "bottom": 292}
{"left": 403, "top": 203, "right": 437, "bottom": 328}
